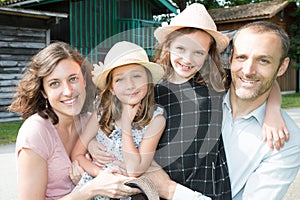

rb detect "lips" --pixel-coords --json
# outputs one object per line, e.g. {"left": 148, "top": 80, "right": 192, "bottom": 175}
{"left": 61, "top": 96, "right": 78, "bottom": 105}
{"left": 239, "top": 77, "right": 259, "bottom": 87}
{"left": 125, "top": 92, "right": 139, "bottom": 97}
{"left": 178, "top": 62, "right": 194, "bottom": 71}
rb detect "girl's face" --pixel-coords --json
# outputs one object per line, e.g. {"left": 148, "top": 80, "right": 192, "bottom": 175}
{"left": 42, "top": 58, "right": 86, "bottom": 120}
{"left": 169, "top": 30, "right": 211, "bottom": 83}
{"left": 111, "top": 64, "right": 148, "bottom": 106}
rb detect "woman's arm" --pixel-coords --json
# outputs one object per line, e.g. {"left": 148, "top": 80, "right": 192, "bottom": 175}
{"left": 60, "top": 169, "right": 140, "bottom": 200}
{"left": 71, "top": 111, "right": 102, "bottom": 177}
{"left": 264, "top": 81, "right": 289, "bottom": 150}
{"left": 18, "top": 149, "right": 47, "bottom": 200}
{"left": 122, "top": 105, "right": 166, "bottom": 177}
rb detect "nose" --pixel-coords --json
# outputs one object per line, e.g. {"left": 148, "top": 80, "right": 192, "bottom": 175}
{"left": 125, "top": 77, "right": 135, "bottom": 90}
{"left": 241, "top": 59, "right": 256, "bottom": 75}
{"left": 182, "top": 51, "right": 193, "bottom": 64}
{"left": 63, "top": 82, "right": 73, "bottom": 96}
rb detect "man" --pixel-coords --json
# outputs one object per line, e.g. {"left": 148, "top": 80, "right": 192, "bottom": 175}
{"left": 222, "top": 21, "right": 300, "bottom": 199}
{"left": 145, "top": 21, "right": 300, "bottom": 200}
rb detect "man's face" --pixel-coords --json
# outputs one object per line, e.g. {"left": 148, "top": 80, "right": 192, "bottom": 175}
{"left": 230, "top": 29, "right": 287, "bottom": 100}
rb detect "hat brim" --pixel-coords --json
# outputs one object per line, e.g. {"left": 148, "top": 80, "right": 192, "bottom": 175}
{"left": 96, "top": 61, "right": 164, "bottom": 90}
{"left": 154, "top": 26, "right": 229, "bottom": 52}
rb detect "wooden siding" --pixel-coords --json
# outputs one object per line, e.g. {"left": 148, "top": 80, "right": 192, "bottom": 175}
{"left": 70, "top": 0, "right": 161, "bottom": 63}
{"left": 0, "top": 25, "right": 48, "bottom": 122}
{"left": 70, "top": 0, "right": 117, "bottom": 56}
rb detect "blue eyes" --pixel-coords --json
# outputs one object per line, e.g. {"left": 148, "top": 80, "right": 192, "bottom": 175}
{"left": 70, "top": 76, "right": 78, "bottom": 82}
{"left": 234, "top": 56, "right": 270, "bottom": 64}
{"left": 115, "top": 74, "right": 142, "bottom": 83}
{"left": 49, "top": 76, "right": 79, "bottom": 87}
{"left": 174, "top": 46, "right": 205, "bottom": 56}
{"left": 49, "top": 81, "right": 59, "bottom": 87}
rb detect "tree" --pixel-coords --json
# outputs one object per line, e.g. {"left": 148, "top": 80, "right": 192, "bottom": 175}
{"left": 172, "top": 0, "right": 222, "bottom": 11}
{"left": 288, "top": 5, "right": 300, "bottom": 69}
{"left": 172, "top": 0, "right": 271, "bottom": 11}
{"left": 223, "top": 0, "right": 269, "bottom": 7}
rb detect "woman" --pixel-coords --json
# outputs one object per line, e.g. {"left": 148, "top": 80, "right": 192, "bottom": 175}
{"left": 8, "top": 41, "right": 139, "bottom": 200}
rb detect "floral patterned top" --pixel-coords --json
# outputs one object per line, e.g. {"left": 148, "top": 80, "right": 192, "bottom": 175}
{"left": 96, "top": 106, "right": 164, "bottom": 169}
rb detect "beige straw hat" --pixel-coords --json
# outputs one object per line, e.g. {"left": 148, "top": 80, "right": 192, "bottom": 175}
{"left": 154, "top": 3, "right": 229, "bottom": 52}
{"left": 93, "top": 41, "right": 164, "bottom": 89}
{"left": 125, "top": 176, "right": 159, "bottom": 200}
{"left": 93, "top": 41, "right": 164, "bottom": 90}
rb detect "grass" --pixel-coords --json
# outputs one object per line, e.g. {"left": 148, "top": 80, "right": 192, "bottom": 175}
{"left": 281, "top": 92, "right": 300, "bottom": 109}
{"left": 0, "top": 92, "right": 299, "bottom": 145}
{"left": 0, "top": 121, "right": 23, "bottom": 145}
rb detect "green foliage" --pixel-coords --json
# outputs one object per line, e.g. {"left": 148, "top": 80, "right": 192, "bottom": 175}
{"left": 288, "top": 5, "right": 300, "bottom": 69}
{"left": 223, "top": 0, "right": 270, "bottom": 7}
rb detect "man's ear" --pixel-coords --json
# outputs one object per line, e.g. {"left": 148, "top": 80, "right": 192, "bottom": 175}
{"left": 277, "top": 57, "right": 290, "bottom": 77}
{"left": 229, "top": 48, "right": 234, "bottom": 65}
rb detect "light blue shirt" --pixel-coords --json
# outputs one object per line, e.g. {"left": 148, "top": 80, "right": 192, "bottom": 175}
{"left": 222, "top": 90, "right": 300, "bottom": 200}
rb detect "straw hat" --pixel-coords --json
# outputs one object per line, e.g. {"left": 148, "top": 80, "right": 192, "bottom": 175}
{"left": 125, "top": 176, "right": 159, "bottom": 200}
{"left": 93, "top": 41, "right": 164, "bottom": 90}
{"left": 154, "top": 3, "right": 229, "bottom": 52}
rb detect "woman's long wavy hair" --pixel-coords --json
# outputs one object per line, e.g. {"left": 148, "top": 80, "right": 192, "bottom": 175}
{"left": 153, "top": 27, "right": 229, "bottom": 91}
{"left": 98, "top": 66, "right": 155, "bottom": 136}
{"left": 8, "top": 41, "right": 96, "bottom": 124}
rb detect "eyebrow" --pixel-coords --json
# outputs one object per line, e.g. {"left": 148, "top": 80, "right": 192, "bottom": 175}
{"left": 46, "top": 73, "right": 79, "bottom": 82}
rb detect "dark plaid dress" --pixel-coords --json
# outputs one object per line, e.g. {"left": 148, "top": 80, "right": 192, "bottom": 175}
{"left": 154, "top": 77, "right": 232, "bottom": 200}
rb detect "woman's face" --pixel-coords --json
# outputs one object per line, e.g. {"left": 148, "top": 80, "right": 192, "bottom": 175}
{"left": 111, "top": 64, "right": 148, "bottom": 106}
{"left": 42, "top": 58, "right": 86, "bottom": 119}
{"left": 169, "top": 30, "right": 211, "bottom": 83}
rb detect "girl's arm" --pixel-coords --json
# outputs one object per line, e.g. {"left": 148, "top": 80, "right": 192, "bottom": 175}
{"left": 264, "top": 81, "right": 289, "bottom": 150}
{"left": 71, "top": 111, "right": 102, "bottom": 177}
{"left": 122, "top": 105, "right": 166, "bottom": 177}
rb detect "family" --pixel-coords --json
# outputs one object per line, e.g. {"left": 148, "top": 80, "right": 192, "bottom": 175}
{"left": 8, "top": 3, "right": 300, "bottom": 200}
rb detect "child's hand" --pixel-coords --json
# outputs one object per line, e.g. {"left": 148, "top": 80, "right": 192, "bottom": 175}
{"left": 122, "top": 103, "right": 141, "bottom": 123}
{"left": 88, "top": 138, "right": 115, "bottom": 167}
{"left": 69, "top": 160, "right": 84, "bottom": 185}
{"left": 263, "top": 114, "right": 289, "bottom": 151}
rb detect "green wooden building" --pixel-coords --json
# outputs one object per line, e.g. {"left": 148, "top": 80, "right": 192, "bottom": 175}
{"left": 2, "top": 0, "right": 177, "bottom": 61}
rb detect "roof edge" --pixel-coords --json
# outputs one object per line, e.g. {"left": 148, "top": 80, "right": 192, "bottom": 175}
{"left": 0, "top": 6, "right": 68, "bottom": 18}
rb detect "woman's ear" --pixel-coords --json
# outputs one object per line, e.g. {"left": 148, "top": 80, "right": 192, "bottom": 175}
{"left": 41, "top": 91, "right": 47, "bottom": 99}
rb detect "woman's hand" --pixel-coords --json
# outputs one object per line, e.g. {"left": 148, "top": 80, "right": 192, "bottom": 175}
{"left": 84, "top": 169, "right": 141, "bottom": 198}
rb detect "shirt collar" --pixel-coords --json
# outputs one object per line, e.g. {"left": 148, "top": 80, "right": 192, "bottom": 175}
{"left": 223, "top": 89, "right": 267, "bottom": 126}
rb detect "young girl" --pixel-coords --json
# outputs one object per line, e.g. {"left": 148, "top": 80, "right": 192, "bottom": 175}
{"left": 71, "top": 41, "right": 166, "bottom": 200}
{"left": 151, "top": 3, "right": 288, "bottom": 200}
